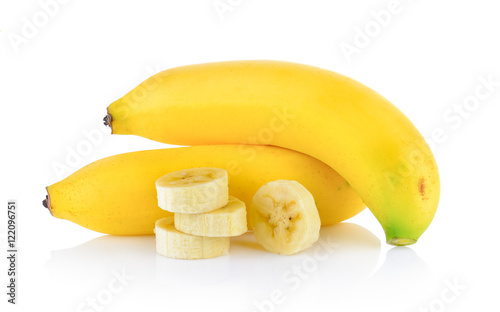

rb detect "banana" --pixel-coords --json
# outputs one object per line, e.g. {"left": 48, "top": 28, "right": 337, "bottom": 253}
{"left": 156, "top": 168, "right": 228, "bottom": 213}
{"left": 44, "top": 145, "right": 365, "bottom": 235}
{"left": 174, "top": 196, "right": 247, "bottom": 237}
{"left": 155, "top": 216, "right": 229, "bottom": 259}
{"left": 105, "top": 60, "right": 440, "bottom": 245}
{"left": 250, "top": 180, "right": 320, "bottom": 255}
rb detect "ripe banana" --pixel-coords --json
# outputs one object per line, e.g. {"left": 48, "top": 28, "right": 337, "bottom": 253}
{"left": 106, "top": 60, "right": 440, "bottom": 245}
{"left": 156, "top": 168, "right": 228, "bottom": 213}
{"left": 44, "top": 145, "right": 365, "bottom": 235}
{"left": 175, "top": 196, "right": 247, "bottom": 237}
{"left": 250, "top": 180, "right": 321, "bottom": 255}
{"left": 155, "top": 217, "right": 230, "bottom": 259}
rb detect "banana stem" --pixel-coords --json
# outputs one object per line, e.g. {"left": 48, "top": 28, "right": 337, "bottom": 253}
{"left": 103, "top": 114, "right": 112, "bottom": 127}
{"left": 42, "top": 195, "right": 49, "bottom": 208}
{"left": 42, "top": 191, "right": 53, "bottom": 216}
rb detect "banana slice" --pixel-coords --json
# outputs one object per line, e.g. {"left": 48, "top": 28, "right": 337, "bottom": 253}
{"left": 156, "top": 167, "right": 228, "bottom": 213}
{"left": 174, "top": 196, "right": 247, "bottom": 237}
{"left": 249, "top": 180, "right": 321, "bottom": 255}
{"left": 155, "top": 217, "right": 230, "bottom": 260}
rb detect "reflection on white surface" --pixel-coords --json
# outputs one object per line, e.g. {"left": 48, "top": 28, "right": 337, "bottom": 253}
{"left": 328, "top": 246, "right": 434, "bottom": 311}
{"left": 44, "top": 223, "right": 433, "bottom": 311}
{"left": 233, "top": 223, "right": 382, "bottom": 311}
{"left": 155, "top": 250, "right": 232, "bottom": 287}
{"left": 46, "top": 235, "right": 156, "bottom": 282}
{"left": 45, "top": 236, "right": 156, "bottom": 311}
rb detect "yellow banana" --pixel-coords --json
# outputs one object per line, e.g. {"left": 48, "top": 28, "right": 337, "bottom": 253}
{"left": 44, "top": 145, "right": 365, "bottom": 235}
{"left": 106, "top": 60, "right": 440, "bottom": 245}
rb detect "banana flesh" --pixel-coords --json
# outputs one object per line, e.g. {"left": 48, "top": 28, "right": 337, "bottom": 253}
{"left": 155, "top": 217, "right": 230, "bottom": 260}
{"left": 174, "top": 196, "right": 247, "bottom": 237}
{"left": 156, "top": 168, "right": 228, "bottom": 213}
{"left": 249, "top": 180, "right": 321, "bottom": 255}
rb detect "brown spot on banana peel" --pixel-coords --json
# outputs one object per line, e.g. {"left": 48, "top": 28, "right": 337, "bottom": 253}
{"left": 419, "top": 178, "right": 427, "bottom": 200}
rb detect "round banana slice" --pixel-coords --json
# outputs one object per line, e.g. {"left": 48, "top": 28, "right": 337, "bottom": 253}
{"left": 155, "top": 217, "right": 230, "bottom": 260}
{"left": 174, "top": 196, "right": 247, "bottom": 237}
{"left": 156, "top": 167, "right": 228, "bottom": 213}
{"left": 249, "top": 180, "right": 321, "bottom": 255}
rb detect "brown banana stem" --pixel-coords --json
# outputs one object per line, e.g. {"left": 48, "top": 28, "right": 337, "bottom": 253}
{"left": 103, "top": 113, "right": 112, "bottom": 127}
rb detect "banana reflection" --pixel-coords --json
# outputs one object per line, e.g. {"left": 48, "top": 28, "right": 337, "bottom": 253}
{"left": 230, "top": 223, "right": 382, "bottom": 309}
{"left": 46, "top": 222, "right": 383, "bottom": 306}
{"left": 45, "top": 236, "right": 156, "bottom": 286}
{"left": 326, "top": 246, "right": 433, "bottom": 311}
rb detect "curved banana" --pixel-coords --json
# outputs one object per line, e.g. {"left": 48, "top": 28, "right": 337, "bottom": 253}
{"left": 44, "top": 145, "right": 365, "bottom": 235}
{"left": 106, "top": 60, "right": 440, "bottom": 245}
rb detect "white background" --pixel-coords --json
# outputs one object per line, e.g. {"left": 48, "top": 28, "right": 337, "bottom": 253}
{"left": 1, "top": 0, "right": 499, "bottom": 311}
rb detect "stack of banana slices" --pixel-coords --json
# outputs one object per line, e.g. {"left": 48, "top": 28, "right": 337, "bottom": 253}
{"left": 154, "top": 168, "right": 247, "bottom": 260}
{"left": 154, "top": 167, "right": 322, "bottom": 259}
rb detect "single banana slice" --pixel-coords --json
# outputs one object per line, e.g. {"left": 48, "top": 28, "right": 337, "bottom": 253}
{"left": 174, "top": 196, "right": 247, "bottom": 237}
{"left": 155, "top": 217, "right": 230, "bottom": 259}
{"left": 156, "top": 167, "right": 228, "bottom": 213}
{"left": 249, "top": 180, "right": 321, "bottom": 255}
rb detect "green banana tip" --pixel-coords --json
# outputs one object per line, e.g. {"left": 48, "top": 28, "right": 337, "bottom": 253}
{"left": 387, "top": 237, "right": 417, "bottom": 246}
